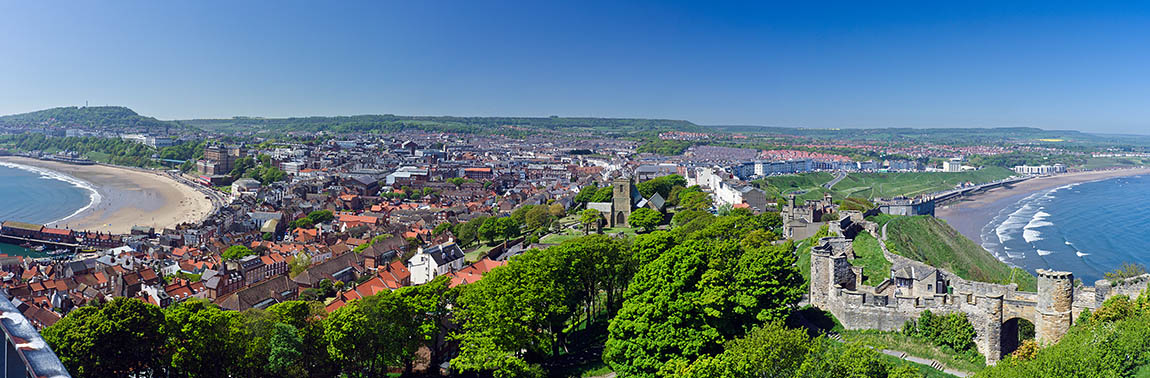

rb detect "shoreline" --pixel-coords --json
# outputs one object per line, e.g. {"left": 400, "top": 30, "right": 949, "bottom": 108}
{"left": 936, "top": 167, "right": 1150, "bottom": 249}
{"left": 0, "top": 156, "right": 216, "bottom": 234}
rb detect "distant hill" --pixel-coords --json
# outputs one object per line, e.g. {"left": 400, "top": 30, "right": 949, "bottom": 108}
{"left": 881, "top": 215, "right": 1036, "bottom": 291}
{"left": 179, "top": 115, "right": 703, "bottom": 135}
{"left": 0, "top": 106, "right": 180, "bottom": 133}
{"left": 710, "top": 125, "right": 1150, "bottom": 146}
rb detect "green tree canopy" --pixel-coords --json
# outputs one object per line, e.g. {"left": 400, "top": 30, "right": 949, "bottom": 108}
{"left": 628, "top": 207, "right": 663, "bottom": 232}
{"left": 42, "top": 297, "right": 168, "bottom": 378}
{"left": 222, "top": 245, "right": 255, "bottom": 261}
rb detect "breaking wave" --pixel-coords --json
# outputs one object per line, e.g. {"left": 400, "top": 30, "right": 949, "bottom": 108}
{"left": 0, "top": 161, "right": 101, "bottom": 225}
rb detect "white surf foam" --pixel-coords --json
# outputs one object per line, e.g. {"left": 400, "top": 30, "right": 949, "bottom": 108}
{"left": 0, "top": 161, "right": 102, "bottom": 225}
{"left": 1036, "top": 249, "right": 1055, "bottom": 256}
{"left": 1023, "top": 228, "right": 1043, "bottom": 243}
{"left": 1076, "top": 251, "right": 1090, "bottom": 257}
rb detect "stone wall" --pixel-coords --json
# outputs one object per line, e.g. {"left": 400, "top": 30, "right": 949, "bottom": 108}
{"left": 809, "top": 236, "right": 1089, "bottom": 365}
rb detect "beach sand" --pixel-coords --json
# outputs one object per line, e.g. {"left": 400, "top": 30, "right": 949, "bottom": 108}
{"left": 0, "top": 156, "right": 216, "bottom": 234}
{"left": 937, "top": 167, "right": 1150, "bottom": 243}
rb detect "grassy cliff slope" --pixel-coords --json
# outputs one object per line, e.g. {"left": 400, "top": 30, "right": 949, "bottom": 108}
{"left": 885, "top": 216, "right": 1036, "bottom": 291}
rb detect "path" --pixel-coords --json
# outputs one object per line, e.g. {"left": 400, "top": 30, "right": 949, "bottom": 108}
{"left": 879, "top": 349, "right": 971, "bottom": 377}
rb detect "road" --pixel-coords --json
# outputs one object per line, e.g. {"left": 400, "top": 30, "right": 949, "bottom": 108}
{"left": 824, "top": 171, "right": 848, "bottom": 189}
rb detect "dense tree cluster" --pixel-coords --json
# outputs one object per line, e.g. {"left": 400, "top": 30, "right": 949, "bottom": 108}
{"left": 636, "top": 139, "right": 695, "bottom": 155}
{"left": 0, "top": 134, "right": 202, "bottom": 168}
{"left": 43, "top": 277, "right": 456, "bottom": 378}
{"left": 902, "top": 310, "right": 977, "bottom": 353}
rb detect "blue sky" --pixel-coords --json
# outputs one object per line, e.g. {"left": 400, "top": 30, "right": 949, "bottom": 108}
{"left": 1, "top": 1, "right": 1149, "bottom": 133}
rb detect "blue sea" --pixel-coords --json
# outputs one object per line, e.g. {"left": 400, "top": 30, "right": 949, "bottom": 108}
{"left": 980, "top": 174, "right": 1150, "bottom": 284}
{"left": 0, "top": 161, "right": 97, "bottom": 227}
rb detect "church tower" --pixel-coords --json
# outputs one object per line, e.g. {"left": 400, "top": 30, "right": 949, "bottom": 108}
{"left": 611, "top": 177, "right": 633, "bottom": 227}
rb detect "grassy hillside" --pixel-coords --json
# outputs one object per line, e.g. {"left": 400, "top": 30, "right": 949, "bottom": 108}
{"left": 758, "top": 167, "right": 1016, "bottom": 202}
{"left": 0, "top": 106, "right": 181, "bottom": 133}
{"left": 885, "top": 216, "right": 1036, "bottom": 291}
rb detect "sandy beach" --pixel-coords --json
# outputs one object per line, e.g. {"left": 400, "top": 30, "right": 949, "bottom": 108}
{"left": 0, "top": 156, "right": 216, "bottom": 234}
{"left": 937, "top": 167, "right": 1150, "bottom": 243}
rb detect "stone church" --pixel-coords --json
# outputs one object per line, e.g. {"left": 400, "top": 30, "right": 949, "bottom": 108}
{"left": 587, "top": 177, "right": 665, "bottom": 227}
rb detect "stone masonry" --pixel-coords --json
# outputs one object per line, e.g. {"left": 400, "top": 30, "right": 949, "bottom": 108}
{"left": 808, "top": 235, "right": 1141, "bottom": 365}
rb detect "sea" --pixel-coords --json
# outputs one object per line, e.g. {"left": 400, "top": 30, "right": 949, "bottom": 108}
{"left": 980, "top": 174, "right": 1150, "bottom": 284}
{"left": 0, "top": 161, "right": 100, "bottom": 257}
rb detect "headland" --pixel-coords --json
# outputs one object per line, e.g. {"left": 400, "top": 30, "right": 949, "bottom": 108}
{"left": 936, "top": 167, "right": 1150, "bottom": 243}
{"left": 0, "top": 156, "right": 216, "bottom": 234}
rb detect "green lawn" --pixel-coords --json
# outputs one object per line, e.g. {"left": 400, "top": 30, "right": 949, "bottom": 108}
{"left": 842, "top": 329, "right": 986, "bottom": 374}
{"left": 851, "top": 233, "right": 891, "bottom": 287}
{"left": 758, "top": 167, "right": 1016, "bottom": 201}
{"left": 540, "top": 228, "right": 586, "bottom": 244}
{"left": 885, "top": 216, "right": 1037, "bottom": 291}
{"left": 1083, "top": 156, "right": 1150, "bottom": 170}
{"left": 541, "top": 227, "right": 637, "bottom": 245}
{"left": 463, "top": 244, "right": 495, "bottom": 263}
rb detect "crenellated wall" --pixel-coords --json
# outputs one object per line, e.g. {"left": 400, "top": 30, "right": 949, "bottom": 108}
{"left": 809, "top": 237, "right": 1093, "bottom": 365}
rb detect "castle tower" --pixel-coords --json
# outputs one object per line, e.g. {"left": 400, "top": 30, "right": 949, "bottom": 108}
{"left": 1035, "top": 269, "right": 1074, "bottom": 345}
{"left": 611, "top": 177, "right": 633, "bottom": 227}
{"left": 808, "top": 243, "right": 835, "bottom": 309}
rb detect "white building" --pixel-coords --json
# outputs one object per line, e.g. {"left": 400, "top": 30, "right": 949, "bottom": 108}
{"left": 1013, "top": 164, "right": 1066, "bottom": 175}
{"left": 942, "top": 157, "right": 965, "bottom": 172}
{"left": 407, "top": 242, "right": 466, "bottom": 285}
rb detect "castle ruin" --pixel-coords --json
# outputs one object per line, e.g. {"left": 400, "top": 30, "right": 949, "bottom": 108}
{"left": 809, "top": 236, "right": 1147, "bottom": 364}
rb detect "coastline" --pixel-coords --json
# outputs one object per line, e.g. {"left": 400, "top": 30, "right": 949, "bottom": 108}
{"left": 936, "top": 167, "right": 1150, "bottom": 245}
{"left": 0, "top": 156, "right": 216, "bottom": 234}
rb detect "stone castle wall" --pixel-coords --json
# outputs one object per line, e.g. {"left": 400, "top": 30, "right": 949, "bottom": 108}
{"left": 810, "top": 236, "right": 1089, "bottom": 364}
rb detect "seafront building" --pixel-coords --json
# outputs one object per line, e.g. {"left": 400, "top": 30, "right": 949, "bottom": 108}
{"left": 1013, "top": 164, "right": 1067, "bottom": 175}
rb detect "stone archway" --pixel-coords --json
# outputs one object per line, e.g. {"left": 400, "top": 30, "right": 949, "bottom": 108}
{"left": 1000, "top": 317, "right": 1035, "bottom": 357}
{"left": 615, "top": 211, "right": 626, "bottom": 227}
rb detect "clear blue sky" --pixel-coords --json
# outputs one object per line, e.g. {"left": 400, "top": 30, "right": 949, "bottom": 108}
{"left": 2, "top": 1, "right": 1149, "bottom": 133}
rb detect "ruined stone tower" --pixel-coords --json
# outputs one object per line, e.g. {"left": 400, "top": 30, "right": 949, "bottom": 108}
{"left": 1035, "top": 269, "right": 1074, "bottom": 345}
{"left": 611, "top": 177, "right": 632, "bottom": 227}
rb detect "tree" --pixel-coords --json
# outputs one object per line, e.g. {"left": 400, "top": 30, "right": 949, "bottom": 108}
{"left": 628, "top": 208, "right": 662, "bottom": 232}
{"left": 579, "top": 209, "right": 601, "bottom": 235}
{"left": 266, "top": 322, "right": 303, "bottom": 376}
{"left": 261, "top": 167, "right": 287, "bottom": 184}
{"left": 308, "top": 210, "right": 335, "bottom": 224}
{"left": 525, "top": 205, "right": 554, "bottom": 231}
{"left": 574, "top": 184, "right": 599, "bottom": 204}
{"left": 164, "top": 299, "right": 248, "bottom": 377}
{"left": 604, "top": 239, "right": 803, "bottom": 377}
{"left": 452, "top": 246, "right": 580, "bottom": 376}
{"left": 324, "top": 291, "right": 420, "bottom": 377}
{"left": 396, "top": 275, "right": 457, "bottom": 374}
{"left": 456, "top": 217, "right": 485, "bottom": 247}
{"left": 268, "top": 301, "right": 338, "bottom": 377}
{"left": 42, "top": 298, "right": 168, "bottom": 378}
{"left": 548, "top": 203, "right": 565, "bottom": 217}
{"left": 290, "top": 217, "right": 315, "bottom": 230}
{"left": 636, "top": 174, "right": 687, "bottom": 199}
{"left": 671, "top": 210, "right": 710, "bottom": 228}
{"left": 678, "top": 187, "right": 713, "bottom": 211}
{"left": 222, "top": 245, "right": 255, "bottom": 261}
{"left": 590, "top": 186, "right": 614, "bottom": 202}
{"left": 433, "top": 222, "right": 452, "bottom": 236}
{"left": 289, "top": 251, "right": 312, "bottom": 278}
{"left": 669, "top": 322, "right": 812, "bottom": 378}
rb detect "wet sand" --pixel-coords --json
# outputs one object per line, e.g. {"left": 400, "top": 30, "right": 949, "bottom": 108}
{"left": 937, "top": 167, "right": 1150, "bottom": 243}
{"left": 0, "top": 156, "right": 215, "bottom": 234}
